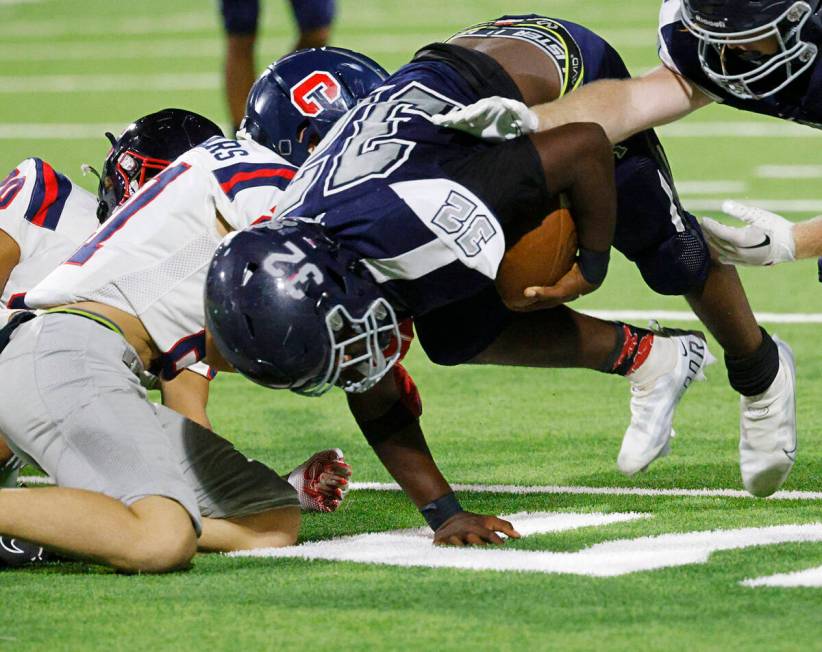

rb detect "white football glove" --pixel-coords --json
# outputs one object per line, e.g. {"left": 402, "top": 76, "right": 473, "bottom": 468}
{"left": 430, "top": 96, "right": 539, "bottom": 142}
{"left": 701, "top": 200, "right": 796, "bottom": 266}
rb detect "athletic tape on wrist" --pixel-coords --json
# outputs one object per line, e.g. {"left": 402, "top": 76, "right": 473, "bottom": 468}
{"left": 420, "top": 492, "right": 463, "bottom": 531}
{"left": 578, "top": 247, "right": 610, "bottom": 285}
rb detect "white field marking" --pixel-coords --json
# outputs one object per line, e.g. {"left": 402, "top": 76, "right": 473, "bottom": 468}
{"left": 683, "top": 199, "right": 822, "bottom": 213}
{"left": 742, "top": 565, "right": 822, "bottom": 588}
{"left": 659, "top": 122, "right": 822, "bottom": 138}
{"left": 584, "top": 309, "right": 822, "bottom": 325}
{"left": 0, "top": 73, "right": 219, "bottom": 93}
{"left": 350, "top": 482, "right": 822, "bottom": 501}
{"left": 0, "top": 123, "right": 116, "bottom": 140}
{"left": 676, "top": 180, "right": 747, "bottom": 194}
{"left": 19, "top": 476, "right": 822, "bottom": 500}
{"left": 1, "top": 13, "right": 218, "bottom": 38}
{"left": 756, "top": 164, "right": 822, "bottom": 179}
{"left": 230, "top": 515, "right": 822, "bottom": 577}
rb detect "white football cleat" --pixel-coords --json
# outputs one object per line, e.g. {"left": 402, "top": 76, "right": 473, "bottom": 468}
{"left": 287, "top": 448, "right": 352, "bottom": 513}
{"left": 618, "top": 331, "right": 714, "bottom": 476}
{"left": 739, "top": 336, "right": 797, "bottom": 497}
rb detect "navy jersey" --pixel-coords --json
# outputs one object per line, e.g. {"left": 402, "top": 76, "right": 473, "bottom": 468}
{"left": 659, "top": 0, "right": 822, "bottom": 128}
{"left": 276, "top": 56, "right": 519, "bottom": 319}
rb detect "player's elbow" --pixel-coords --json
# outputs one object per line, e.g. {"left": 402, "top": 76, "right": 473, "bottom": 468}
{"left": 569, "top": 122, "right": 613, "bottom": 177}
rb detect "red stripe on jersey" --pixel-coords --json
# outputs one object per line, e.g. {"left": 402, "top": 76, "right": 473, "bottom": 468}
{"left": 219, "top": 167, "right": 295, "bottom": 195}
{"left": 30, "top": 162, "right": 58, "bottom": 227}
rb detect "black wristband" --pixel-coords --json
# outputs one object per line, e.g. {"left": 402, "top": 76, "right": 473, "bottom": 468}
{"left": 420, "top": 492, "right": 463, "bottom": 531}
{"left": 578, "top": 247, "right": 610, "bottom": 285}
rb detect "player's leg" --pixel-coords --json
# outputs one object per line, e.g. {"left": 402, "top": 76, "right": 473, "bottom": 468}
{"left": 151, "top": 404, "right": 302, "bottom": 552}
{"left": 221, "top": 0, "right": 260, "bottom": 132}
{"left": 614, "top": 129, "right": 794, "bottom": 495}
{"left": 288, "top": 0, "right": 334, "bottom": 50}
{"left": 0, "top": 314, "right": 203, "bottom": 572}
{"left": 0, "top": 489, "right": 195, "bottom": 572}
{"left": 433, "top": 91, "right": 711, "bottom": 474}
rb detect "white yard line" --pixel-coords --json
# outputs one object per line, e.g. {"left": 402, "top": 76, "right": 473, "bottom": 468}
{"left": 659, "top": 122, "right": 821, "bottom": 138}
{"left": 19, "top": 476, "right": 822, "bottom": 500}
{"left": 743, "top": 565, "right": 822, "bottom": 587}
{"left": 756, "top": 165, "right": 822, "bottom": 179}
{"left": 0, "top": 73, "right": 219, "bottom": 93}
{"left": 350, "top": 482, "right": 822, "bottom": 501}
{"left": 683, "top": 199, "right": 822, "bottom": 213}
{"left": 585, "top": 309, "right": 822, "bottom": 324}
{"left": 676, "top": 180, "right": 747, "bottom": 194}
{"left": 231, "top": 516, "right": 822, "bottom": 578}
{"left": 0, "top": 123, "right": 116, "bottom": 140}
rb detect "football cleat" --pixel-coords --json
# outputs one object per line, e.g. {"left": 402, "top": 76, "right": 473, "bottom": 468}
{"left": 739, "top": 336, "right": 797, "bottom": 497}
{"left": 618, "top": 329, "right": 715, "bottom": 475}
{"left": 0, "top": 536, "right": 51, "bottom": 568}
{"left": 287, "top": 448, "right": 352, "bottom": 513}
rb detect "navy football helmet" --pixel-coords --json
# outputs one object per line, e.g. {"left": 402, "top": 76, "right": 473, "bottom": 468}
{"left": 205, "top": 220, "right": 401, "bottom": 396}
{"left": 238, "top": 47, "right": 388, "bottom": 166}
{"left": 681, "top": 0, "right": 822, "bottom": 98}
{"left": 96, "top": 108, "right": 223, "bottom": 222}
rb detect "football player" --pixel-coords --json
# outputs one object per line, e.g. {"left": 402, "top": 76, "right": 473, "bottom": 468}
{"left": 204, "top": 36, "right": 718, "bottom": 547}
{"left": 0, "top": 50, "right": 381, "bottom": 571}
{"left": 431, "top": 11, "right": 798, "bottom": 498}
{"left": 0, "top": 108, "right": 351, "bottom": 512}
{"left": 221, "top": 0, "right": 336, "bottom": 131}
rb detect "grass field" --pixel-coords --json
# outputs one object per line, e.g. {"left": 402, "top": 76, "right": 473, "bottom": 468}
{"left": 1, "top": 1, "right": 821, "bottom": 650}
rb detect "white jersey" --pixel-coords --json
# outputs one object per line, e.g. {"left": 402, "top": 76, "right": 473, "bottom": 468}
{"left": 0, "top": 158, "right": 99, "bottom": 308}
{"left": 28, "top": 137, "right": 296, "bottom": 379}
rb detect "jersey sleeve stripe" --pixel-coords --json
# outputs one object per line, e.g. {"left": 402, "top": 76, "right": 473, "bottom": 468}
{"left": 26, "top": 159, "right": 73, "bottom": 231}
{"left": 213, "top": 162, "right": 296, "bottom": 200}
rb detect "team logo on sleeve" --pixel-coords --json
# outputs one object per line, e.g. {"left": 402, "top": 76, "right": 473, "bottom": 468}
{"left": 290, "top": 71, "right": 341, "bottom": 117}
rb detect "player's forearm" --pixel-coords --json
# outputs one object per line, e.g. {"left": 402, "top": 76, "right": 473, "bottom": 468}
{"left": 534, "top": 123, "right": 617, "bottom": 255}
{"left": 532, "top": 68, "right": 710, "bottom": 144}
{"left": 368, "top": 424, "right": 453, "bottom": 508}
{"left": 792, "top": 216, "right": 822, "bottom": 259}
{"left": 532, "top": 79, "right": 641, "bottom": 143}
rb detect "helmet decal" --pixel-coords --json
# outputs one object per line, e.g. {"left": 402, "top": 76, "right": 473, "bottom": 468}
{"left": 290, "top": 70, "right": 342, "bottom": 116}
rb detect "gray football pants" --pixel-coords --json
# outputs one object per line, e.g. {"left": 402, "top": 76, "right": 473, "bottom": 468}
{"left": 0, "top": 313, "right": 298, "bottom": 536}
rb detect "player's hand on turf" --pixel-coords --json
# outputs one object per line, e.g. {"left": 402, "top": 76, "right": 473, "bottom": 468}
{"left": 430, "top": 97, "right": 539, "bottom": 141}
{"left": 433, "top": 512, "right": 521, "bottom": 546}
{"left": 701, "top": 200, "right": 796, "bottom": 266}
{"left": 518, "top": 262, "right": 600, "bottom": 311}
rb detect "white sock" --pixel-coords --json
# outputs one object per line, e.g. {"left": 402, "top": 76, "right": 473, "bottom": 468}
{"left": 626, "top": 335, "right": 678, "bottom": 386}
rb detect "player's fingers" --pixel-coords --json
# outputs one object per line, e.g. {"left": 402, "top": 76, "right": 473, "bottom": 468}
{"left": 464, "top": 532, "right": 485, "bottom": 546}
{"left": 722, "top": 199, "right": 759, "bottom": 225}
{"left": 701, "top": 217, "right": 749, "bottom": 247}
{"left": 487, "top": 517, "right": 521, "bottom": 539}
{"left": 479, "top": 529, "right": 505, "bottom": 545}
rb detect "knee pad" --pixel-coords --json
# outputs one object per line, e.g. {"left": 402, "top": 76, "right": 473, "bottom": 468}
{"left": 635, "top": 227, "right": 710, "bottom": 296}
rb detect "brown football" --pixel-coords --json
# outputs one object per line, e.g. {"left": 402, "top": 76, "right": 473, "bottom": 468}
{"left": 495, "top": 196, "right": 577, "bottom": 309}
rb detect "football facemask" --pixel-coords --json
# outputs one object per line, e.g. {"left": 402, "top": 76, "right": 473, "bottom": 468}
{"left": 300, "top": 297, "right": 401, "bottom": 396}
{"left": 683, "top": 1, "right": 818, "bottom": 99}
